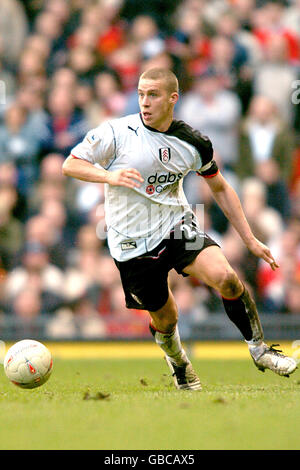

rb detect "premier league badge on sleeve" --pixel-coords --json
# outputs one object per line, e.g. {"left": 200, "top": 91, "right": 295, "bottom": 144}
{"left": 159, "top": 147, "right": 171, "bottom": 163}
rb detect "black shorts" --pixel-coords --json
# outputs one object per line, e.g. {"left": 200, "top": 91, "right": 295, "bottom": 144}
{"left": 114, "top": 214, "right": 219, "bottom": 312}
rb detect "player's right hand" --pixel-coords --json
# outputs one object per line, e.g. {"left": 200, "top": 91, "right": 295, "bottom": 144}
{"left": 106, "top": 168, "right": 144, "bottom": 189}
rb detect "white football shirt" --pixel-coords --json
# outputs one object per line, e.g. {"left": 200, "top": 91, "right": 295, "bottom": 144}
{"left": 70, "top": 113, "right": 215, "bottom": 261}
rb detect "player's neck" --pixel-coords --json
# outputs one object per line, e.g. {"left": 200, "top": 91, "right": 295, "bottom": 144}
{"left": 140, "top": 113, "right": 174, "bottom": 133}
{"left": 156, "top": 116, "right": 173, "bottom": 132}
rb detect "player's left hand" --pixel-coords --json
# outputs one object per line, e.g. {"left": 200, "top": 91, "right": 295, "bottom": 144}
{"left": 246, "top": 237, "right": 279, "bottom": 271}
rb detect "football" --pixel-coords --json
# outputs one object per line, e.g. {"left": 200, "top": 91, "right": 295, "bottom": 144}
{"left": 3, "top": 340, "right": 53, "bottom": 389}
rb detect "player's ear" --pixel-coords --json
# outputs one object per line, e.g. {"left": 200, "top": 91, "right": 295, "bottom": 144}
{"left": 169, "top": 92, "right": 179, "bottom": 105}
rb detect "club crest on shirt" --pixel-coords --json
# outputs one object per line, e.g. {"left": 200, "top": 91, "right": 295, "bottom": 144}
{"left": 159, "top": 147, "right": 171, "bottom": 163}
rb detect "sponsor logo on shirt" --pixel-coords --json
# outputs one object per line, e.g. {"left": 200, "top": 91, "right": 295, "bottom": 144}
{"left": 146, "top": 185, "right": 155, "bottom": 195}
{"left": 145, "top": 172, "right": 183, "bottom": 194}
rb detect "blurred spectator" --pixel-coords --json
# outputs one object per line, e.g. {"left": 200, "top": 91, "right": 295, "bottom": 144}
{"left": 93, "top": 70, "right": 126, "bottom": 118}
{"left": 6, "top": 287, "right": 43, "bottom": 338}
{"left": 0, "top": 184, "right": 24, "bottom": 270}
{"left": 129, "top": 15, "right": 165, "bottom": 60}
{"left": 0, "top": 162, "right": 27, "bottom": 220}
{"left": 255, "top": 158, "right": 291, "bottom": 221}
{"left": 175, "top": 280, "right": 208, "bottom": 339}
{"left": 241, "top": 177, "right": 284, "bottom": 245}
{"left": 24, "top": 34, "right": 52, "bottom": 64}
{"left": 75, "top": 80, "right": 107, "bottom": 128}
{"left": 284, "top": 281, "right": 300, "bottom": 314}
{"left": 34, "top": 9, "right": 69, "bottom": 73}
{"left": 28, "top": 179, "right": 68, "bottom": 218}
{"left": 257, "top": 225, "right": 300, "bottom": 312}
{"left": 290, "top": 148, "right": 300, "bottom": 218}
{"left": 39, "top": 198, "right": 72, "bottom": 265}
{"left": 107, "top": 42, "right": 141, "bottom": 92}
{"left": 69, "top": 294, "right": 107, "bottom": 338}
{"left": 253, "top": 34, "right": 298, "bottom": 124}
{"left": 221, "top": 2, "right": 263, "bottom": 62}
{"left": 24, "top": 214, "right": 68, "bottom": 270}
{"left": 10, "top": 287, "right": 42, "bottom": 319}
{"left": 0, "top": 0, "right": 28, "bottom": 69}
{"left": 0, "top": 102, "right": 42, "bottom": 195}
{"left": 0, "top": 58, "right": 16, "bottom": 104}
{"left": 63, "top": 224, "right": 105, "bottom": 306}
{"left": 67, "top": 45, "right": 103, "bottom": 83}
{"left": 221, "top": 226, "right": 248, "bottom": 272}
{"left": 209, "top": 33, "right": 245, "bottom": 85}
{"left": 236, "top": 95, "right": 295, "bottom": 183}
{"left": 282, "top": 0, "right": 300, "bottom": 36}
{"left": 120, "top": 0, "right": 179, "bottom": 34}
{"left": 38, "top": 152, "right": 78, "bottom": 210}
{"left": 106, "top": 283, "right": 149, "bottom": 337}
{"left": 5, "top": 241, "right": 65, "bottom": 301}
{"left": 95, "top": 1, "right": 126, "bottom": 58}
{"left": 42, "top": 86, "right": 88, "bottom": 155}
{"left": 27, "top": 152, "right": 73, "bottom": 215}
{"left": 16, "top": 85, "right": 49, "bottom": 147}
{"left": 176, "top": 68, "right": 241, "bottom": 170}
{"left": 47, "top": 293, "right": 107, "bottom": 339}
{"left": 17, "top": 47, "right": 48, "bottom": 92}
{"left": 252, "top": 0, "right": 300, "bottom": 64}
{"left": 70, "top": 24, "right": 100, "bottom": 52}
{"left": 44, "top": 0, "right": 72, "bottom": 25}
{"left": 215, "top": 11, "right": 250, "bottom": 68}
{"left": 51, "top": 66, "right": 78, "bottom": 91}
{"left": 213, "top": 12, "right": 260, "bottom": 112}
{"left": 95, "top": 255, "right": 122, "bottom": 315}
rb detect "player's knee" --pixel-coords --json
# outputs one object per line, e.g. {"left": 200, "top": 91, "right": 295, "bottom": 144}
{"left": 217, "top": 270, "right": 242, "bottom": 299}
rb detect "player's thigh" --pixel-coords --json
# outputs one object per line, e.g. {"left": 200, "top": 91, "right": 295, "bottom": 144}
{"left": 182, "top": 245, "right": 243, "bottom": 297}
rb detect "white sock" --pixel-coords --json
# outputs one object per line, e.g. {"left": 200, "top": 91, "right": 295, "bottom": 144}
{"left": 246, "top": 340, "right": 265, "bottom": 360}
{"left": 152, "top": 325, "right": 189, "bottom": 366}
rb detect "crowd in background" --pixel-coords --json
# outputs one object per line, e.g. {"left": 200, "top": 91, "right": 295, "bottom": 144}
{"left": 0, "top": 0, "right": 300, "bottom": 339}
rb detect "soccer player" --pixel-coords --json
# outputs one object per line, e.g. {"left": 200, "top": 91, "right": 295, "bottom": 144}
{"left": 62, "top": 68, "right": 297, "bottom": 390}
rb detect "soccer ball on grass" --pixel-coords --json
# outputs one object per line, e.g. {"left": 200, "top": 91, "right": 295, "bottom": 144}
{"left": 3, "top": 339, "right": 53, "bottom": 389}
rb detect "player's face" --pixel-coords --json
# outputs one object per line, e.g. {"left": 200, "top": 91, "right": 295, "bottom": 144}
{"left": 138, "top": 78, "right": 178, "bottom": 131}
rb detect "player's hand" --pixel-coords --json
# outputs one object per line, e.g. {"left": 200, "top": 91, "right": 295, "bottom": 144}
{"left": 106, "top": 168, "right": 144, "bottom": 189}
{"left": 246, "top": 237, "right": 279, "bottom": 271}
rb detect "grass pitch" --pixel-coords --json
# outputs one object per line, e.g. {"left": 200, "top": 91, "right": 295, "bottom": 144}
{"left": 1, "top": 354, "right": 300, "bottom": 450}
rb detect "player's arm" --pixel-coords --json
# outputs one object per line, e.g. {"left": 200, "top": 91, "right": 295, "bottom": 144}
{"left": 204, "top": 170, "right": 279, "bottom": 271}
{"left": 62, "top": 155, "right": 143, "bottom": 189}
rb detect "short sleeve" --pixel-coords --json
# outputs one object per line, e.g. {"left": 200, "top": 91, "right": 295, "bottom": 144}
{"left": 196, "top": 159, "right": 219, "bottom": 178}
{"left": 166, "top": 120, "right": 214, "bottom": 172}
{"left": 194, "top": 133, "right": 214, "bottom": 169}
{"left": 70, "top": 121, "right": 116, "bottom": 169}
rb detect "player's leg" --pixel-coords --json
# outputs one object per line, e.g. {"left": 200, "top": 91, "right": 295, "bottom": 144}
{"left": 148, "top": 289, "right": 202, "bottom": 390}
{"left": 149, "top": 288, "right": 187, "bottom": 365}
{"left": 183, "top": 245, "right": 264, "bottom": 343}
{"left": 114, "top": 246, "right": 201, "bottom": 390}
{"left": 183, "top": 245, "right": 297, "bottom": 377}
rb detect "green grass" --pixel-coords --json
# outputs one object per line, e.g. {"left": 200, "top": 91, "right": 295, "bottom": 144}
{"left": 1, "top": 358, "right": 300, "bottom": 450}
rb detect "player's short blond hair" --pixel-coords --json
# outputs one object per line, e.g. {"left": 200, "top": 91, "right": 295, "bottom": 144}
{"left": 139, "top": 68, "right": 179, "bottom": 94}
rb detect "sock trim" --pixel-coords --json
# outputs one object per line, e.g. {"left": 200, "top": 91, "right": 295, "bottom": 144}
{"left": 149, "top": 321, "right": 172, "bottom": 335}
{"left": 222, "top": 294, "right": 240, "bottom": 301}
